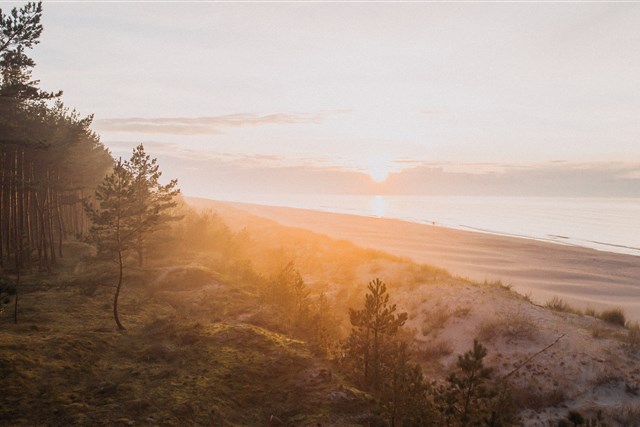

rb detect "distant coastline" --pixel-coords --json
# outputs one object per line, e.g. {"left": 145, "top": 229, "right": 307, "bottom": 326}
{"left": 196, "top": 194, "right": 640, "bottom": 257}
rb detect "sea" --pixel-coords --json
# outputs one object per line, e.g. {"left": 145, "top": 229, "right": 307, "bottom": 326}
{"left": 218, "top": 194, "right": 640, "bottom": 257}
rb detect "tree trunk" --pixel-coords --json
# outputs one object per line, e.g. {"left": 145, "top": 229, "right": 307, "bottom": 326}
{"left": 25, "top": 161, "right": 34, "bottom": 266}
{"left": 35, "top": 191, "right": 50, "bottom": 273}
{"left": 13, "top": 148, "right": 20, "bottom": 323}
{"left": 79, "top": 190, "right": 85, "bottom": 236}
{"left": 56, "top": 189, "right": 64, "bottom": 258}
{"left": 0, "top": 149, "right": 5, "bottom": 269}
{"left": 137, "top": 232, "right": 143, "bottom": 267}
{"left": 19, "top": 148, "right": 28, "bottom": 270}
{"left": 46, "top": 172, "right": 56, "bottom": 266}
{"left": 114, "top": 248, "right": 125, "bottom": 330}
{"left": 13, "top": 280, "right": 19, "bottom": 324}
{"left": 13, "top": 148, "right": 20, "bottom": 280}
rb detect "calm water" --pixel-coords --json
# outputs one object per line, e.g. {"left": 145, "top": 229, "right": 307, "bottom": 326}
{"left": 223, "top": 194, "right": 640, "bottom": 257}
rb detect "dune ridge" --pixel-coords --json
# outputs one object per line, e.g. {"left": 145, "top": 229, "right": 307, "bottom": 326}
{"left": 188, "top": 197, "right": 640, "bottom": 321}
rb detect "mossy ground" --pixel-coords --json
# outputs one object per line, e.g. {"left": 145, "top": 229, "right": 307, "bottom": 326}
{"left": 0, "top": 246, "right": 373, "bottom": 426}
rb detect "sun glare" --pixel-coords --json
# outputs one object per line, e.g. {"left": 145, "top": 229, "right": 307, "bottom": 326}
{"left": 366, "top": 158, "right": 394, "bottom": 183}
{"left": 372, "top": 195, "right": 386, "bottom": 217}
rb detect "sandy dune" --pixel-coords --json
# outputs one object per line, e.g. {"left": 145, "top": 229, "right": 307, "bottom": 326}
{"left": 188, "top": 197, "right": 640, "bottom": 321}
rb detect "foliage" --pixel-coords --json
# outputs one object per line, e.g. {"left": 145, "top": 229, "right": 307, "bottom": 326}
{"left": 0, "top": 2, "right": 111, "bottom": 326}
{"left": 626, "top": 322, "right": 640, "bottom": 351}
{"left": 0, "top": 276, "right": 16, "bottom": 310}
{"left": 256, "top": 261, "right": 340, "bottom": 355}
{"left": 1, "top": 1, "right": 111, "bottom": 268}
{"left": 435, "top": 340, "right": 497, "bottom": 426}
{"left": 567, "top": 410, "right": 585, "bottom": 426}
{"left": 545, "top": 297, "right": 582, "bottom": 315}
{"left": 382, "top": 340, "right": 434, "bottom": 426}
{"left": 83, "top": 146, "right": 179, "bottom": 329}
{"left": 341, "top": 279, "right": 436, "bottom": 426}
{"left": 125, "top": 143, "right": 180, "bottom": 266}
{"left": 0, "top": 2, "right": 43, "bottom": 54}
{"left": 344, "top": 278, "right": 408, "bottom": 392}
{"left": 85, "top": 160, "right": 136, "bottom": 256}
{"left": 599, "top": 308, "right": 626, "bottom": 327}
{"left": 85, "top": 159, "right": 137, "bottom": 330}
{"left": 0, "top": 270, "right": 375, "bottom": 425}
{"left": 172, "top": 208, "right": 235, "bottom": 254}
{"left": 477, "top": 312, "right": 536, "bottom": 343}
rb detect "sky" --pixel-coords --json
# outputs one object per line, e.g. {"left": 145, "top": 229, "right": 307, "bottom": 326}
{"left": 12, "top": 1, "right": 640, "bottom": 198}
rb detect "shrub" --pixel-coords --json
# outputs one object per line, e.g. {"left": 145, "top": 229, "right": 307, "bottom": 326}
{"left": 545, "top": 297, "right": 581, "bottom": 315}
{"left": 510, "top": 384, "right": 567, "bottom": 411}
{"left": 567, "top": 410, "right": 585, "bottom": 426}
{"left": 477, "top": 312, "right": 536, "bottom": 342}
{"left": 626, "top": 322, "right": 640, "bottom": 350}
{"left": 590, "top": 326, "right": 610, "bottom": 339}
{"left": 610, "top": 402, "right": 640, "bottom": 425}
{"left": 421, "top": 306, "right": 451, "bottom": 335}
{"left": 599, "top": 308, "right": 626, "bottom": 327}
{"left": 421, "top": 339, "right": 453, "bottom": 361}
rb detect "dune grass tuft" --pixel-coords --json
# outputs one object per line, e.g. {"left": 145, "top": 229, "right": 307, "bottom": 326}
{"left": 545, "top": 297, "right": 582, "bottom": 315}
{"left": 599, "top": 308, "right": 626, "bottom": 327}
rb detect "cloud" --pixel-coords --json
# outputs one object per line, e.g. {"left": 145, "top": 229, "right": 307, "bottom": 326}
{"left": 381, "top": 161, "right": 640, "bottom": 197}
{"left": 95, "top": 110, "right": 348, "bottom": 136}
{"left": 105, "top": 139, "right": 640, "bottom": 197}
{"left": 106, "top": 140, "right": 334, "bottom": 172}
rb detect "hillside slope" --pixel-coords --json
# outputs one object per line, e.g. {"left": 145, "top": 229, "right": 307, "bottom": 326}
{"left": 0, "top": 259, "right": 373, "bottom": 426}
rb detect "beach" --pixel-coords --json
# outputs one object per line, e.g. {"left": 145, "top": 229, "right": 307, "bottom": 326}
{"left": 189, "top": 197, "right": 640, "bottom": 321}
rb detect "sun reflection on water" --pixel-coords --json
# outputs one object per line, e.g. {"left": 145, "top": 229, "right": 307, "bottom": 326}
{"left": 372, "top": 195, "right": 386, "bottom": 217}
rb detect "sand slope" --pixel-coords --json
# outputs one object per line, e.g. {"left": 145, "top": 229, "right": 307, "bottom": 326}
{"left": 188, "top": 198, "right": 640, "bottom": 321}
{"left": 186, "top": 197, "right": 640, "bottom": 425}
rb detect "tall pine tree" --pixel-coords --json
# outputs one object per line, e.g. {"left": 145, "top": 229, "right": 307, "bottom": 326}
{"left": 85, "top": 159, "right": 136, "bottom": 330}
{"left": 125, "top": 144, "right": 179, "bottom": 267}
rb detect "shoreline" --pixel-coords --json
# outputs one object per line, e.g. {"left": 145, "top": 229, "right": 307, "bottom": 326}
{"left": 187, "top": 197, "right": 640, "bottom": 321}
{"left": 196, "top": 194, "right": 640, "bottom": 257}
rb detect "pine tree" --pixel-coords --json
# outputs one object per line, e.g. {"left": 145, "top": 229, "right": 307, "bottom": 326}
{"left": 1, "top": 1, "right": 59, "bottom": 323}
{"left": 384, "top": 340, "right": 432, "bottom": 427}
{"left": 85, "top": 159, "right": 136, "bottom": 330}
{"left": 439, "top": 340, "right": 496, "bottom": 426}
{"left": 345, "top": 278, "right": 408, "bottom": 392}
{"left": 0, "top": 2, "right": 43, "bottom": 55}
{"left": 125, "top": 143, "right": 179, "bottom": 266}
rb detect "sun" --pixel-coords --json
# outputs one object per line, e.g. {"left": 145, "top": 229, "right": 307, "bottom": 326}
{"left": 365, "top": 158, "right": 394, "bottom": 183}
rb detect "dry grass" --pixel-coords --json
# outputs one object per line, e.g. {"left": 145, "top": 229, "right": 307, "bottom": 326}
{"left": 421, "top": 306, "right": 452, "bottom": 336}
{"left": 421, "top": 303, "right": 472, "bottom": 337}
{"left": 585, "top": 307, "right": 598, "bottom": 317}
{"left": 477, "top": 311, "right": 537, "bottom": 343}
{"left": 609, "top": 402, "right": 640, "bottom": 427}
{"left": 421, "top": 339, "right": 454, "bottom": 361}
{"left": 590, "top": 325, "right": 612, "bottom": 339}
{"left": 599, "top": 307, "right": 626, "bottom": 327}
{"left": 592, "top": 367, "right": 624, "bottom": 387}
{"left": 561, "top": 304, "right": 628, "bottom": 328}
{"left": 509, "top": 384, "right": 568, "bottom": 411}
{"left": 626, "top": 322, "right": 640, "bottom": 351}
{"left": 545, "top": 297, "right": 582, "bottom": 315}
